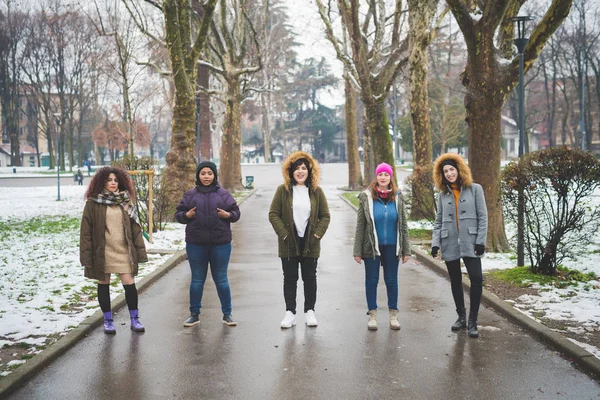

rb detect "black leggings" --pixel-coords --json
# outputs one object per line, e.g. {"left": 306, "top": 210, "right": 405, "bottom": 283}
{"left": 445, "top": 257, "right": 483, "bottom": 317}
{"left": 97, "top": 283, "right": 139, "bottom": 312}
{"left": 281, "top": 254, "right": 318, "bottom": 314}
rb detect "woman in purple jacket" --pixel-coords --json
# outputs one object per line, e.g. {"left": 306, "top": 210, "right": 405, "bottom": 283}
{"left": 175, "top": 161, "right": 241, "bottom": 327}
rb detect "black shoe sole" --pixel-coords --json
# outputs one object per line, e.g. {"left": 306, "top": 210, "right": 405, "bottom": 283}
{"left": 451, "top": 326, "right": 467, "bottom": 331}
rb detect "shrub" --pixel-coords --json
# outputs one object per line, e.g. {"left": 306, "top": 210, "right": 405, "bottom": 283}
{"left": 501, "top": 147, "right": 600, "bottom": 275}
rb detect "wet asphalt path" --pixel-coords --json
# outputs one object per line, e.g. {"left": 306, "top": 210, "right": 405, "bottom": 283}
{"left": 6, "top": 165, "right": 600, "bottom": 399}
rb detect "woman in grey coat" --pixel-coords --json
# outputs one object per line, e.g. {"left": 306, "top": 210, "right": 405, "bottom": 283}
{"left": 431, "top": 153, "right": 488, "bottom": 338}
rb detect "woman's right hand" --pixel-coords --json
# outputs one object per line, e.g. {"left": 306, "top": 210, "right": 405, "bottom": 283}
{"left": 186, "top": 207, "right": 197, "bottom": 219}
{"left": 353, "top": 256, "right": 362, "bottom": 264}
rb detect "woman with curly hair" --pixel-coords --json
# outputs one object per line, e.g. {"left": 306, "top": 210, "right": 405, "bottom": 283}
{"left": 431, "top": 153, "right": 488, "bottom": 338}
{"left": 268, "top": 151, "right": 330, "bottom": 329}
{"left": 80, "top": 166, "right": 148, "bottom": 334}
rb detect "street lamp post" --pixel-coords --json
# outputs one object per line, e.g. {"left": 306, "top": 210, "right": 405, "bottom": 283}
{"left": 513, "top": 16, "right": 532, "bottom": 267}
{"left": 54, "top": 113, "right": 61, "bottom": 201}
{"left": 580, "top": 45, "right": 586, "bottom": 150}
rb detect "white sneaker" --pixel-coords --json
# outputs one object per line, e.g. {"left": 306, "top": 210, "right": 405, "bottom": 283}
{"left": 305, "top": 310, "right": 318, "bottom": 327}
{"left": 280, "top": 311, "right": 296, "bottom": 329}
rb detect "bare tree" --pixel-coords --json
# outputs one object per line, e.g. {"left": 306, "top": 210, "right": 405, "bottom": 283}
{"left": 0, "top": 0, "right": 27, "bottom": 166}
{"left": 198, "top": 0, "right": 263, "bottom": 190}
{"left": 407, "top": 0, "right": 440, "bottom": 219}
{"left": 123, "top": 0, "right": 217, "bottom": 206}
{"left": 446, "top": 0, "right": 574, "bottom": 251}
{"left": 316, "top": 0, "right": 409, "bottom": 181}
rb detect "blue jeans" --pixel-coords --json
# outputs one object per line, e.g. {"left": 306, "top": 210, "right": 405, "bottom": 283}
{"left": 186, "top": 243, "right": 232, "bottom": 315}
{"left": 363, "top": 245, "right": 399, "bottom": 311}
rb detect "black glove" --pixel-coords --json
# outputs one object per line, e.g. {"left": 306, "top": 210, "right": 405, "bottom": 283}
{"left": 431, "top": 246, "right": 439, "bottom": 258}
{"left": 475, "top": 244, "right": 485, "bottom": 256}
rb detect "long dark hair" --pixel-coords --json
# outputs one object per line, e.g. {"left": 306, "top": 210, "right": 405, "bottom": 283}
{"left": 288, "top": 158, "right": 313, "bottom": 187}
{"left": 84, "top": 166, "right": 136, "bottom": 201}
{"left": 440, "top": 166, "right": 462, "bottom": 188}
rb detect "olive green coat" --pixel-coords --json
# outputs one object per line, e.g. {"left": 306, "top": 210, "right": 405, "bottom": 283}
{"left": 268, "top": 151, "right": 330, "bottom": 258}
{"left": 353, "top": 190, "right": 410, "bottom": 259}
{"left": 80, "top": 200, "right": 148, "bottom": 280}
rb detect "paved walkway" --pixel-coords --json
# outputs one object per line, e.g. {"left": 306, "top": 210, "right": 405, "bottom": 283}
{"left": 6, "top": 186, "right": 600, "bottom": 399}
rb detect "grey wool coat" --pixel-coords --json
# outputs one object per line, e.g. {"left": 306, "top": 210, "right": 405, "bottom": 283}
{"left": 431, "top": 153, "right": 488, "bottom": 261}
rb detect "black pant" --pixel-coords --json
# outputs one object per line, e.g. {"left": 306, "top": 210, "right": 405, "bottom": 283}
{"left": 445, "top": 257, "right": 483, "bottom": 318}
{"left": 281, "top": 254, "right": 318, "bottom": 314}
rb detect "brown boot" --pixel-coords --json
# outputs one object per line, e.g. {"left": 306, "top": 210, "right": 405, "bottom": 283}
{"left": 389, "top": 309, "right": 401, "bottom": 330}
{"left": 367, "top": 310, "right": 378, "bottom": 330}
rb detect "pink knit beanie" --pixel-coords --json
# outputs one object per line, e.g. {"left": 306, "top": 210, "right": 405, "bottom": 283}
{"left": 375, "top": 162, "right": 393, "bottom": 177}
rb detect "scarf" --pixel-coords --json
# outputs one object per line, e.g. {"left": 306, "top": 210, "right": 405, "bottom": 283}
{"left": 376, "top": 187, "right": 392, "bottom": 200}
{"left": 91, "top": 189, "right": 140, "bottom": 225}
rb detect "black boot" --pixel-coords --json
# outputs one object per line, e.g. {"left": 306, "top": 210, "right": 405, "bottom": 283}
{"left": 468, "top": 312, "right": 479, "bottom": 338}
{"left": 451, "top": 308, "right": 467, "bottom": 331}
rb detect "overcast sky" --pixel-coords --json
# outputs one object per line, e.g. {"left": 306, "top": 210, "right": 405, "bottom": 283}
{"left": 282, "top": 0, "right": 345, "bottom": 107}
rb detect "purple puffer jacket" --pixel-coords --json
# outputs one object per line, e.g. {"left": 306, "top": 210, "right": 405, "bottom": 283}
{"left": 175, "top": 185, "right": 241, "bottom": 245}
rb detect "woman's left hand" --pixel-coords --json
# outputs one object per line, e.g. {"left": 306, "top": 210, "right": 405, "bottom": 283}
{"left": 402, "top": 254, "right": 409, "bottom": 264}
{"left": 216, "top": 208, "right": 231, "bottom": 219}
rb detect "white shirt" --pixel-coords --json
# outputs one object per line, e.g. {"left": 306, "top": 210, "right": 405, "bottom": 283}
{"left": 292, "top": 185, "right": 311, "bottom": 238}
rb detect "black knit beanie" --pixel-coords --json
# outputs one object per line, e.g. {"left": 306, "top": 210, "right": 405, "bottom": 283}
{"left": 440, "top": 159, "right": 458, "bottom": 171}
{"left": 196, "top": 161, "right": 218, "bottom": 186}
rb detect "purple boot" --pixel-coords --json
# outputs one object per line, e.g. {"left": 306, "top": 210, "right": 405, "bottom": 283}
{"left": 103, "top": 311, "right": 116, "bottom": 334}
{"left": 129, "top": 310, "right": 145, "bottom": 332}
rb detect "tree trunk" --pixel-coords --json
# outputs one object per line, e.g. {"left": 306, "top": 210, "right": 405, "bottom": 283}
{"left": 261, "top": 90, "right": 271, "bottom": 163}
{"left": 465, "top": 74, "right": 510, "bottom": 252}
{"left": 363, "top": 99, "right": 395, "bottom": 180}
{"left": 362, "top": 109, "right": 372, "bottom": 182}
{"left": 162, "top": 88, "right": 197, "bottom": 207}
{"left": 407, "top": 0, "right": 436, "bottom": 219}
{"left": 344, "top": 71, "right": 362, "bottom": 189}
{"left": 220, "top": 80, "right": 243, "bottom": 191}
{"left": 198, "top": 64, "right": 211, "bottom": 160}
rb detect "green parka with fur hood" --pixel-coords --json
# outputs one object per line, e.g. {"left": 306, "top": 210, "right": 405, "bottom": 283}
{"left": 432, "top": 153, "right": 488, "bottom": 261}
{"left": 268, "top": 151, "right": 331, "bottom": 258}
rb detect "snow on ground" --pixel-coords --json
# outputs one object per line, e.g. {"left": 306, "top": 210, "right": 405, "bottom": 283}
{"left": 2, "top": 176, "right": 600, "bottom": 377}
{"left": 411, "top": 209, "right": 600, "bottom": 360}
{"left": 0, "top": 185, "right": 185, "bottom": 376}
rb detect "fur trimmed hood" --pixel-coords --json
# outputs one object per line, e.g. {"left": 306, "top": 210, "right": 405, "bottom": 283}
{"left": 433, "top": 153, "right": 473, "bottom": 192}
{"left": 281, "top": 151, "right": 321, "bottom": 191}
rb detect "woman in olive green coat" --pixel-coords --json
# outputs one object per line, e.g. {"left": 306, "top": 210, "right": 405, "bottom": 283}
{"left": 268, "top": 151, "right": 330, "bottom": 329}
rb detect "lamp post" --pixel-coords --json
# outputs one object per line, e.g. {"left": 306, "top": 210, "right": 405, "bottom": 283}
{"left": 54, "top": 113, "right": 61, "bottom": 201}
{"left": 580, "top": 44, "right": 586, "bottom": 150}
{"left": 512, "top": 16, "right": 532, "bottom": 267}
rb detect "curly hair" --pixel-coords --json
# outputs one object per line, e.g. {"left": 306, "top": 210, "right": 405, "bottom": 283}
{"left": 84, "top": 166, "right": 136, "bottom": 201}
{"left": 288, "top": 158, "right": 313, "bottom": 188}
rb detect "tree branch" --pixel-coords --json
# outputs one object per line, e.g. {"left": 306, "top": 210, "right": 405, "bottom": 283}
{"left": 446, "top": 0, "right": 476, "bottom": 48}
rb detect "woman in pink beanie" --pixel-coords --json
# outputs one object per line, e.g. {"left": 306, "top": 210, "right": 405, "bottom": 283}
{"left": 353, "top": 162, "right": 410, "bottom": 330}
